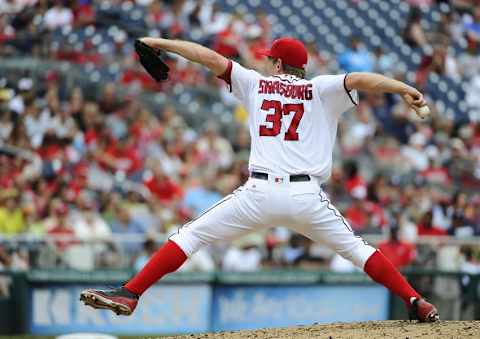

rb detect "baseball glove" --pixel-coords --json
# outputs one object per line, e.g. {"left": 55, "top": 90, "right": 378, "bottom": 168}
{"left": 134, "top": 39, "right": 169, "bottom": 82}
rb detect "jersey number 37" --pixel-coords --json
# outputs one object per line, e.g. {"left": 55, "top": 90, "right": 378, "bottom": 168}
{"left": 259, "top": 99, "right": 304, "bottom": 141}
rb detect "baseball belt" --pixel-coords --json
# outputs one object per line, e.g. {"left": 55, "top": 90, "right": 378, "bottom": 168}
{"left": 251, "top": 171, "right": 311, "bottom": 182}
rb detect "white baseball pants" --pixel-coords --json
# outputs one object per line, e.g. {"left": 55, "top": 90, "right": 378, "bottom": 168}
{"left": 170, "top": 174, "right": 376, "bottom": 268}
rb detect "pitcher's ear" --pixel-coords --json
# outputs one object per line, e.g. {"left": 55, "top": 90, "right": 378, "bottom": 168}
{"left": 276, "top": 59, "right": 283, "bottom": 72}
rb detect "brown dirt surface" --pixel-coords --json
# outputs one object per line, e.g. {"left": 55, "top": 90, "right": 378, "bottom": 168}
{"left": 167, "top": 320, "right": 480, "bottom": 339}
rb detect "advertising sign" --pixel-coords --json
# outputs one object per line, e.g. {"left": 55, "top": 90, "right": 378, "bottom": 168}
{"left": 211, "top": 285, "right": 389, "bottom": 331}
{"left": 29, "top": 284, "right": 211, "bottom": 335}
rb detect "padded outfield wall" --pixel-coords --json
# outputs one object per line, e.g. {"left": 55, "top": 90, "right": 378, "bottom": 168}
{"left": 1, "top": 269, "right": 478, "bottom": 336}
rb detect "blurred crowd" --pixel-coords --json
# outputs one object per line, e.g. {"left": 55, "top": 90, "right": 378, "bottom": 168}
{"left": 0, "top": 0, "right": 479, "bottom": 275}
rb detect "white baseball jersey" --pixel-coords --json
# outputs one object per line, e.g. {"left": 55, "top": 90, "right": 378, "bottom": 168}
{"left": 224, "top": 60, "right": 358, "bottom": 183}
{"left": 170, "top": 60, "right": 375, "bottom": 271}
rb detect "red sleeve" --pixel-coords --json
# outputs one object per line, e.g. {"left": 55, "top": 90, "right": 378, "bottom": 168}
{"left": 217, "top": 60, "right": 233, "bottom": 92}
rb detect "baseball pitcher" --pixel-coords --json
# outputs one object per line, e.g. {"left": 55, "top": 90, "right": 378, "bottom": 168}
{"left": 81, "top": 36, "right": 439, "bottom": 323}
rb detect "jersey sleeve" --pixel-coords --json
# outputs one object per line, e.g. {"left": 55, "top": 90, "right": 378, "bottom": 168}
{"left": 218, "top": 60, "right": 260, "bottom": 103}
{"left": 312, "top": 74, "right": 358, "bottom": 116}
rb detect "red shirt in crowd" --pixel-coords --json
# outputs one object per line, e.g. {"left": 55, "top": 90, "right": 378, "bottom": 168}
{"left": 73, "top": 2, "right": 95, "bottom": 26}
{"left": 102, "top": 142, "right": 143, "bottom": 175}
{"left": 345, "top": 201, "right": 387, "bottom": 231}
{"left": 378, "top": 240, "right": 416, "bottom": 268}
{"left": 121, "top": 67, "right": 158, "bottom": 90}
{"left": 143, "top": 176, "right": 183, "bottom": 203}
{"left": 417, "top": 223, "right": 448, "bottom": 236}
{"left": 345, "top": 175, "right": 367, "bottom": 196}
{"left": 213, "top": 28, "right": 240, "bottom": 57}
{"left": 420, "top": 166, "right": 451, "bottom": 185}
{"left": 47, "top": 225, "right": 77, "bottom": 252}
{"left": 84, "top": 128, "right": 99, "bottom": 146}
{"left": 37, "top": 143, "right": 63, "bottom": 160}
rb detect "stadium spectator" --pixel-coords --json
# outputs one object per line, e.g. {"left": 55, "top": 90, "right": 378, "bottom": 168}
{"left": 459, "top": 245, "right": 480, "bottom": 318}
{"left": 372, "top": 47, "right": 395, "bottom": 74}
{"left": 406, "top": 0, "right": 433, "bottom": 6}
{"left": 344, "top": 160, "right": 367, "bottom": 197}
{"left": 8, "top": 77, "right": 32, "bottom": 115}
{"left": 50, "top": 106, "right": 77, "bottom": 139}
{"left": 345, "top": 188, "right": 387, "bottom": 233}
{"left": 212, "top": 16, "right": 242, "bottom": 59}
{"left": 420, "top": 157, "right": 451, "bottom": 186}
{"left": 282, "top": 233, "right": 322, "bottom": 267}
{"left": 97, "top": 135, "right": 143, "bottom": 176}
{"left": 463, "top": 7, "right": 480, "bottom": 46}
{"left": 72, "top": 0, "right": 95, "bottom": 27}
{"left": 134, "top": 238, "right": 157, "bottom": 271}
{"left": 0, "top": 245, "right": 28, "bottom": 272}
{"left": 0, "top": 190, "right": 25, "bottom": 236}
{"left": 110, "top": 204, "right": 146, "bottom": 253}
{"left": 68, "top": 191, "right": 111, "bottom": 241}
{"left": 223, "top": 233, "right": 263, "bottom": 272}
{"left": 46, "top": 202, "right": 77, "bottom": 253}
{"left": 340, "top": 103, "right": 377, "bottom": 155}
{"left": 98, "top": 83, "right": 122, "bottom": 115}
{"left": 433, "top": 10, "right": 456, "bottom": 44}
{"left": 378, "top": 226, "right": 416, "bottom": 269}
{"left": 43, "top": 0, "right": 73, "bottom": 31}
{"left": 403, "top": 7, "right": 428, "bottom": 48}
{"left": 0, "top": 109, "right": 13, "bottom": 142}
{"left": 305, "top": 41, "right": 329, "bottom": 78}
{"left": 146, "top": 0, "right": 165, "bottom": 27}
{"left": 24, "top": 101, "right": 53, "bottom": 149}
{"left": 330, "top": 253, "right": 357, "bottom": 272}
{"left": 446, "top": 138, "right": 475, "bottom": 182}
{"left": 416, "top": 44, "right": 459, "bottom": 86}
{"left": 0, "top": 13, "right": 15, "bottom": 44}
{"left": 178, "top": 247, "right": 215, "bottom": 272}
{"left": 448, "top": 192, "right": 476, "bottom": 237}
{"left": 460, "top": 246, "right": 480, "bottom": 274}
{"left": 143, "top": 165, "right": 183, "bottom": 204}
{"left": 182, "top": 173, "right": 222, "bottom": 216}
{"left": 23, "top": 201, "right": 44, "bottom": 235}
{"left": 401, "top": 132, "right": 429, "bottom": 171}
{"left": 457, "top": 43, "right": 480, "bottom": 78}
{"left": 417, "top": 211, "right": 448, "bottom": 236}
{"left": 196, "top": 122, "right": 234, "bottom": 169}
{"left": 201, "top": 3, "right": 230, "bottom": 36}
{"left": 337, "top": 36, "right": 374, "bottom": 73}
{"left": 466, "top": 72, "right": 480, "bottom": 121}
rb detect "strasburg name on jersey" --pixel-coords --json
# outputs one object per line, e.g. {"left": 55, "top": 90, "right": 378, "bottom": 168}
{"left": 258, "top": 80, "right": 313, "bottom": 100}
{"left": 221, "top": 60, "right": 358, "bottom": 183}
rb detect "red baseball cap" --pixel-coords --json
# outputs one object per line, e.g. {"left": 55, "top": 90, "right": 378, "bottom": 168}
{"left": 259, "top": 37, "right": 308, "bottom": 69}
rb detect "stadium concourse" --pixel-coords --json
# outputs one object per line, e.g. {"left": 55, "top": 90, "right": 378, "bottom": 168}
{"left": 0, "top": 0, "right": 479, "bottom": 324}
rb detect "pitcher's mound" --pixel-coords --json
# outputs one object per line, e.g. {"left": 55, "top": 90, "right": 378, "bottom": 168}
{"left": 170, "top": 320, "right": 480, "bottom": 339}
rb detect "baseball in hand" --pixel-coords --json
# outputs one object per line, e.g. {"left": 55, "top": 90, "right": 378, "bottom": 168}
{"left": 416, "top": 105, "right": 430, "bottom": 119}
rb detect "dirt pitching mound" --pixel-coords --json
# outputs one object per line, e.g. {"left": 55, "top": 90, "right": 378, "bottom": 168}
{"left": 169, "top": 320, "right": 480, "bottom": 339}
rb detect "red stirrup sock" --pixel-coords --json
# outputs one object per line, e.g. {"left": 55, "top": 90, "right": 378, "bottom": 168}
{"left": 364, "top": 250, "right": 421, "bottom": 305}
{"left": 125, "top": 240, "right": 187, "bottom": 296}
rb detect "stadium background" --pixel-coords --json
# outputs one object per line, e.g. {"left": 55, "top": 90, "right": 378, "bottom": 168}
{"left": 0, "top": 0, "right": 479, "bottom": 337}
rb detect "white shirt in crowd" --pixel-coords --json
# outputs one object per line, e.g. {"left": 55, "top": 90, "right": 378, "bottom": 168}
{"left": 222, "top": 247, "right": 262, "bottom": 272}
{"left": 44, "top": 5, "right": 73, "bottom": 30}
